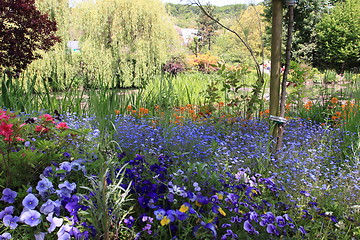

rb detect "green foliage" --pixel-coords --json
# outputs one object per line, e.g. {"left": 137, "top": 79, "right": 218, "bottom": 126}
{"left": 72, "top": 0, "right": 179, "bottom": 88}
{"left": 22, "top": 0, "right": 180, "bottom": 91}
{"left": 315, "top": 0, "right": 360, "bottom": 72}
{"left": 262, "top": 0, "right": 336, "bottom": 65}
{"left": 196, "top": 5, "right": 219, "bottom": 53}
{"left": 165, "top": 3, "right": 246, "bottom": 28}
{"left": 81, "top": 147, "right": 133, "bottom": 239}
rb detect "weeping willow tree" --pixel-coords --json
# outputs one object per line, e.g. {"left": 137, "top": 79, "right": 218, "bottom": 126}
{"left": 73, "top": 0, "right": 180, "bottom": 88}
{"left": 21, "top": 0, "right": 80, "bottom": 91}
{"left": 21, "top": 0, "right": 179, "bottom": 90}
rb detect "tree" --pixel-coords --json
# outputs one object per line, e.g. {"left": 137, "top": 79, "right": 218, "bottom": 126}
{"left": 196, "top": 4, "right": 218, "bottom": 52}
{"left": 315, "top": 0, "right": 360, "bottom": 72}
{"left": 263, "top": 0, "right": 336, "bottom": 64}
{"left": 0, "top": 0, "right": 60, "bottom": 75}
{"left": 73, "top": 0, "right": 180, "bottom": 88}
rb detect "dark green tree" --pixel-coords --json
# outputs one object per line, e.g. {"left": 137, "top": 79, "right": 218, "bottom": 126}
{"left": 263, "top": 0, "right": 337, "bottom": 64}
{"left": 196, "top": 4, "right": 218, "bottom": 52}
{"left": 315, "top": 0, "right": 360, "bottom": 72}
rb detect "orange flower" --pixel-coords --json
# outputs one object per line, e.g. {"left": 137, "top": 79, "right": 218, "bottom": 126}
{"left": 127, "top": 105, "right": 132, "bottom": 111}
{"left": 114, "top": 109, "right": 120, "bottom": 115}
{"left": 304, "top": 101, "right": 313, "bottom": 110}
{"left": 330, "top": 97, "right": 338, "bottom": 104}
{"left": 285, "top": 103, "right": 291, "bottom": 110}
{"left": 139, "top": 108, "right": 149, "bottom": 115}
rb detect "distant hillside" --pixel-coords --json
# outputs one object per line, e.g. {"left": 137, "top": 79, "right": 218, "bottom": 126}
{"left": 165, "top": 3, "right": 247, "bottom": 28}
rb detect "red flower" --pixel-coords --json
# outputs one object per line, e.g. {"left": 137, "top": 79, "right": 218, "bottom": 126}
{"left": 0, "top": 121, "right": 14, "bottom": 139}
{"left": 35, "top": 125, "right": 49, "bottom": 133}
{"left": 55, "top": 122, "right": 69, "bottom": 130}
{"left": 40, "top": 114, "right": 54, "bottom": 123}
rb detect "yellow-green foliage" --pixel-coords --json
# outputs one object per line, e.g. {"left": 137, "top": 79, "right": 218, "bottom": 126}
{"left": 73, "top": 0, "right": 180, "bottom": 88}
{"left": 23, "top": 0, "right": 180, "bottom": 90}
{"left": 213, "top": 5, "right": 269, "bottom": 64}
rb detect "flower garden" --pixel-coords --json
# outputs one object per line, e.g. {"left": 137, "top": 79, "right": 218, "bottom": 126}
{"left": 0, "top": 84, "right": 359, "bottom": 240}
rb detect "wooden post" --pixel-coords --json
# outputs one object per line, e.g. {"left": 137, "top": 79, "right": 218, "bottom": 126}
{"left": 270, "top": 0, "right": 283, "bottom": 137}
{"left": 277, "top": 5, "right": 294, "bottom": 152}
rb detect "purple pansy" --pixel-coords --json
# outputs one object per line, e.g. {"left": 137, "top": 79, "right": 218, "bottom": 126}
{"left": 22, "top": 193, "right": 39, "bottom": 209}
{"left": 1, "top": 188, "right": 17, "bottom": 204}
{"left": 243, "top": 220, "right": 259, "bottom": 235}
{"left": 0, "top": 232, "right": 11, "bottom": 240}
{"left": 40, "top": 199, "right": 61, "bottom": 216}
{"left": 3, "top": 215, "right": 19, "bottom": 229}
{"left": 46, "top": 212, "right": 64, "bottom": 233}
{"left": 20, "top": 209, "right": 41, "bottom": 227}
{"left": 36, "top": 178, "right": 54, "bottom": 195}
{"left": 0, "top": 206, "right": 14, "bottom": 219}
{"left": 266, "top": 223, "right": 279, "bottom": 236}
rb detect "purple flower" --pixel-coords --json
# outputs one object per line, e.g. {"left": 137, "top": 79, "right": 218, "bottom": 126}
{"left": 3, "top": 215, "right": 19, "bottom": 229}
{"left": 266, "top": 224, "right": 279, "bottom": 236}
{"left": 1, "top": 188, "right": 17, "bottom": 204}
{"left": 276, "top": 216, "right": 286, "bottom": 228}
{"left": 43, "top": 166, "right": 53, "bottom": 177}
{"left": 0, "top": 232, "right": 11, "bottom": 240}
{"left": 22, "top": 194, "right": 39, "bottom": 209}
{"left": 299, "top": 190, "right": 311, "bottom": 197}
{"left": 124, "top": 216, "right": 135, "bottom": 228}
{"left": 0, "top": 206, "right": 14, "bottom": 219}
{"left": 154, "top": 209, "right": 166, "bottom": 220}
{"left": 40, "top": 199, "right": 61, "bottom": 216}
{"left": 298, "top": 226, "right": 307, "bottom": 234}
{"left": 34, "top": 232, "right": 46, "bottom": 240}
{"left": 57, "top": 181, "right": 76, "bottom": 199}
{"left": 20, "top": 209, "right": 41, "bottom": 227}
{"left": 142, "top": 223, "right": 152, "bottom": 234}
{"left": 59, "top": 162, "right": 72, "bottom": 172}
{"left": 249, "top": 211, "right": 259, "bottom": 222}
{"left": 46, "top": 212, "right": 63, "bottom": 233}
{"left": 36, "top": 178, "right": 53, "bottom": 195}
{"left": 243, "top": 220, "right": 259, "bottom": 235}
{"left": 65, "top": 195, "right": 80, "bottom": 215}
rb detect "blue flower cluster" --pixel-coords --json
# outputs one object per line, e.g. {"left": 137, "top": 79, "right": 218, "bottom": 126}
{"left": 0, "top": 158, "right": 93, "bottom": 239}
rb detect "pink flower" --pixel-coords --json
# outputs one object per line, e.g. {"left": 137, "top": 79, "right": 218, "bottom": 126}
{"left": 40, "top": 114, "right": 54, "bottom": 123}
{"left": 16, "top": 137, "right": 25, "bottom": 141}
{"left": 35, "top": 125, "right": 49, "bottom": 133}
{"left": 55, "top": 122, "right": 69, "bottom": 130}
{"left": 0, "top": 113, "right": 10, "bottom": 121}
{"left": 0, "top": 121, "right": 14, "bottom": 139}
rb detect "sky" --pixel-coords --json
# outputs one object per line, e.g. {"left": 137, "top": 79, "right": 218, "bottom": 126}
{"left": 161, "top": 0, "right": 263, "bottom": 6}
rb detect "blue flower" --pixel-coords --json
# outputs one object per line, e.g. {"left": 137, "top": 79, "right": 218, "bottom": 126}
{"left": 154, "top": 209, "right": 166, "bottom": 220}
{"left": 46, "top": 212, "right": 63, "bottom": 233}
{"left": 276, "top": 216, "right": 286, "bottom": 228}
{"left": 298, "top": 226, "right": 307, "bottom": 234}
{"left": 124, "top": 216, "right": 135, "bottom": 228}
{"left": 22, "top": 193, "right": 39, "bottom": 209}
{"left": 3, "top": 215, "right": 19, "bottom": 229}
{"left": 34, "top": 232, "right": 46, "bottom": 240}
{"left": 20, "top": 209, "right": 41, "bottom": 227}
{"left": 0, "top": 232, "right": 11, "bottom": 240}
{"left": 266, "top": 223, "right": 279, "bottom": 236}
{"left": 0, "top": 206, "right": 14, "bottom": 219}
{"left": 1, "top": 188, "right": 17, "bottom": 204}
{"left": 57, "top": 181, "right": 76, "bottom": 199}
{"left": 40, "top": 199, "right": 61, "bottom": 216}
{"left": 36, "top": 178, "right": 54, "bottom": 195}
{"left": 243, "top": 220, "right": 259, "bottom": 235}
